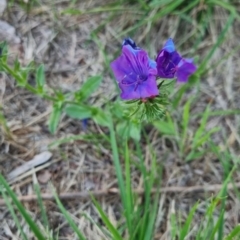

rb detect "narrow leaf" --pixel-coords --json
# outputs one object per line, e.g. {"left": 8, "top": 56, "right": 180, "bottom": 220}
{"left": 92, "top": 108, "right": 110, "bottom": 127}
{"left": 65, "top": 104, "right": 92, "bottom": 119}
{"left": 129, "top": 122, "right": 141, "bottom": 141}
{"left": 75, "top": 76, "right": 102, "bottom": 101}
{"left": 36, "top": 64, "right": 45, "bottom": 88}
{"left": 48, "top": 104, "right": 62, "bottom": 134}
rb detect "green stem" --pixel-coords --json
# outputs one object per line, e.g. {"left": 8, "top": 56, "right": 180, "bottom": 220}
{"left": 1, "top": 62, "right": 58, "bottom": 102}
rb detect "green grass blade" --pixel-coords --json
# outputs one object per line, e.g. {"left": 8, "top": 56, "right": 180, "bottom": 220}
{"left": 108, "top": 113, "right": 127, "bottom": 216}
{"left": 179, "top": 202, "right": 198, "bottom": 240}
{"left": 144, "top": 190, "right": 159, "bottom": 240}
{"left": 180, "top": 97, "right": 192, "bottom": 154}
{"left": 192, "top": 104, "right": 211, "bottom": 146}
{"left": 81, "top": 211, "right": 112, "bottom": 239}
{"left": 135, "top": 140, "right": 150, "bottom": 239}
{"left": 194, "top": 127, "right": 220, "bottom": 148}
{"left": 117, "top": 0, "right": 184, "bottom": 38}
{"left": 124, "top": 141, "right": 134, "bottom": 234}
{"left": 216, "top": 168, "right": 231, "bottom": 240}
{"left": 129, "top": 210, "right": 144, "bottom": 240}
{"left": 170, "top": 212, "right": 178, "bottom": 239}
{"left": 144, "top": 149, "right": 160, "bottom": 240}
{"left": 0, "top": 188, "right": 28, "bottom": 240}
{"left": 34, "top": 183, "right": 49, "bottom": 228}
{"left": 225, "top": 225, "right": 240, "bottom": 240}
{"left": 209, "top": 210, "right": 225, "bottom": 240}
{"left": 0, "top": 174, "right": 46, "bottom": 240}
{"left": 91, "top": 196, "right": 123, "bottom": 240}
{"left": 194, "top": 109, "right": 240, "bottom": 117}
{"left": 172, "top": 83, "right": 189, "bottom": 109}
{"left": 52, "top": 187, "right": 86, "bottom": 240}
{"left": 209, "top": 0, "right": 239, "bottom": 19}
{"left": 198, "top": 12, "right": 235, "bottom": 74}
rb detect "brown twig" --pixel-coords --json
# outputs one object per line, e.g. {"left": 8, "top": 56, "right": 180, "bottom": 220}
{"left": 1, "top": 182, "right": 240, "bottom": 206}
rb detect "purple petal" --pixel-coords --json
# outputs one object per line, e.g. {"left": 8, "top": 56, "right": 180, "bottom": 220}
{"left": 111, "top": 43, "right": 158, "bottom": 100}
{"left": 110, "top": 56, "right": 132, "bottom": 83}
{"left": 119, "top": 82, "right": 141, "bottom": 99}
{"left": 110, "top": 46, "right": 138, "bottom": 83}
{"left": 119, "top": 75, "right": 158, "bottom": 100}
{"left": 156, "top": 50, "right": 181, "bottom": 79}
{"left": 137, "top": 75, "right": 159, "bottom": 98}
{"left": 126, "top": 46, "right": 149, "bottom": 75}
{"left": 176, "top": 59, "right": 197, "bottom": 82}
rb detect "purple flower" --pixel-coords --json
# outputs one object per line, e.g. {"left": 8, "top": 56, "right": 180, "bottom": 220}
{"left": 110, "top": 42, "right": 158, "bottom": 100}
{"left": 156, "top": 39, "right": 197, "bottom": 82}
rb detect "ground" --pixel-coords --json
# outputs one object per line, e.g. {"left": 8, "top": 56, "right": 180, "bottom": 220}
{"left": 0, "top": 0, "right": 240, "bottom": 239}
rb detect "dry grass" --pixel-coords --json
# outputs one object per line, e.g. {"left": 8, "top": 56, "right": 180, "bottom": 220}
{"left": 0, "top": 0, "right": 240, "bottom": 239}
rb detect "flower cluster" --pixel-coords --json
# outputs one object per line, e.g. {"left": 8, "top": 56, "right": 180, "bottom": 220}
{"left": 110, "top": 38, "right": 197, "bottom": 101}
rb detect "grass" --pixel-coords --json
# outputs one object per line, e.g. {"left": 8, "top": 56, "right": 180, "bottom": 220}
{"left": 1, "top": 0, "right": 240, "bottom": 239}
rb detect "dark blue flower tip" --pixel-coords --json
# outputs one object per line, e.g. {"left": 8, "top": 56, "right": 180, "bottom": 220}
{"left": 122, "top": 37, "right": 140, "bottom": 50}
{"left": 163, "top": 38, "right": 175, "bottom": 53}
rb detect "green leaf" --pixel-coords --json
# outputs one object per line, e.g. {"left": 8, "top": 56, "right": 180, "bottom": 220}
{"left": 64, "top": 104, "right": 92, "bottom": 119}
{"left": 116, "top": 121, "right": 130, "bottom": 140}
{"left": 153, "top": 117, "right": 175, "bottom": 136}
{"left": 48, "top": 104, "right": 62, "bottom": 134}
{"left": 14, "top": 58, "right": 21, "bottom": 72}
{"left": 159, "top": 79, "right": 175, "bottom": 94}
{"left": 129, "top": 122, "right": 141, "bottom": 141}
{"left": 92, "top": 108, "right": 110, "bottom": 127}
{"left": 75, "top": 76, "right": 102, "bottom": 101}
{"left": 36, "top": 64, "right": 45, "bottom": 88}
